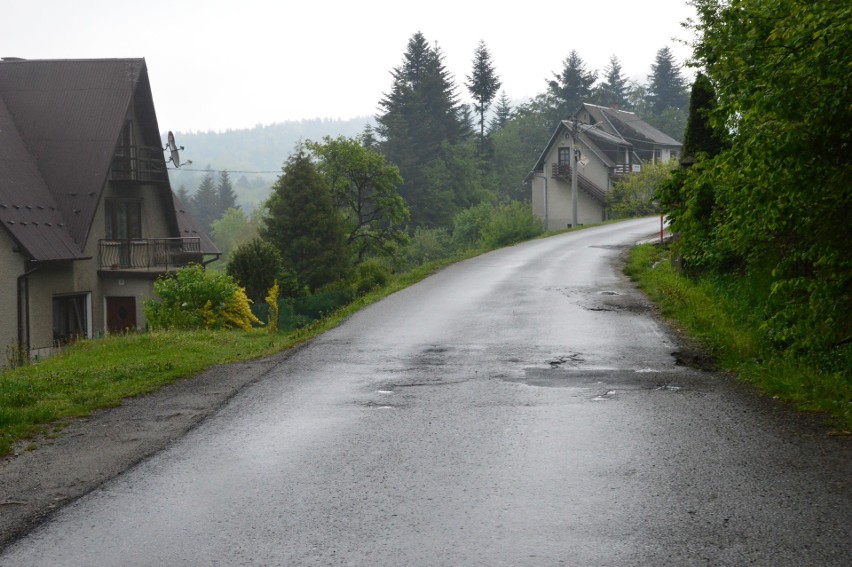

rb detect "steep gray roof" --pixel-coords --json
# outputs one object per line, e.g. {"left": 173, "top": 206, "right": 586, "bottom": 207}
{"left": 0, "top": 96, "right": 86, "bottom": 260}
{"left": 582, "top": 103, "right": 682, "bottom": 147}
{"left": 0, "top": 58, "right": 217, "bottom": 261}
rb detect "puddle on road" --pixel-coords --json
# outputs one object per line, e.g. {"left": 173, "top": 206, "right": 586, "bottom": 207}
{"left": 503, "top": 367, "right": 687, "bottom": 394}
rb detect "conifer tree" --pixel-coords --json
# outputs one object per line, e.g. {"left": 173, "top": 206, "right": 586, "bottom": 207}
{"left": 217, "top": 170, "right": 238, "bottom": 212}
{"left": 647, "top": 47, "right": 688, "bottom": 114}
{"left": 594, "top": 56, "right": 631, "bottom": 109}
{"left": 488, "top": 91, "right": 513, "bottom": 133}
{"left": 192, "top": 171, "right": 219, "bottom": 231}
{"left": 175, "top": 185, "right": 191, "bottom": 207}
{"left": 376, "top": 32, "right": 477, "bottom": 228}
{"left": 465, "top": 40, "right": 502, "bottom": 154}
{"left": 682, "top": 73, "right": 728, "bottom": 160}
{"left": 547, "top": 50, "right": 597, "bottom": 123}
{"left": 261, "top": 146, "right": 348, "bottom": 292}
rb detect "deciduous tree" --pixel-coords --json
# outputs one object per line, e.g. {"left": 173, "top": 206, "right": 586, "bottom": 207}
{"left": 307, "top": 135, "right": 410, "bottom": 262}
{"left": 676, "top": 0, "right": 852, "bottom": 353}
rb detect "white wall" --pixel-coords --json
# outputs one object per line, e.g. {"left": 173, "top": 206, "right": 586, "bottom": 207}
{"left": 531, "top": 137, "right": 607, "bottom": 231}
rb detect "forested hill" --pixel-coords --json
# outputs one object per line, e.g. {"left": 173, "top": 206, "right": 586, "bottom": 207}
{"left": 162, "top": 116, "right": 373, "bottom": 210}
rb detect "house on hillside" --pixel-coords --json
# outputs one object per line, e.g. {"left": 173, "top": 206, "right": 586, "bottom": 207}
{"left": 529, "top": 103, "right": 681, "bottom": 230}
{"left": 0, "top": 58, "right": 218, "bottom": 365}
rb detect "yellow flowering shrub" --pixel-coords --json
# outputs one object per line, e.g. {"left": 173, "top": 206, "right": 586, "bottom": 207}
{"left": 265, "top": 281, "right": 280, "bottom": 333}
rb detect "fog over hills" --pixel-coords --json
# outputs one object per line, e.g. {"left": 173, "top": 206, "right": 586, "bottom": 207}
{"left": 163, "top": 116, "right": 373, "bottom": 211}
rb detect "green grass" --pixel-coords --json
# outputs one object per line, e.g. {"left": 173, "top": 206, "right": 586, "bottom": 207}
{"left": 0, "top": 248, "right": 484, "bottom": 457}
{"left": 626, "top": 244, "right": 851, "bottom": 432}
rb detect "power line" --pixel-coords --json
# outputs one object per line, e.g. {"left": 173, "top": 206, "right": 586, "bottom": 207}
{"left": 167, "top": 167, "right": 281, "bottom": 175}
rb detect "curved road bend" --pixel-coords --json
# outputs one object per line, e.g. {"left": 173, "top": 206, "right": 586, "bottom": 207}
{"left": 1, "top": 218, "right": 849, "bottom": 566}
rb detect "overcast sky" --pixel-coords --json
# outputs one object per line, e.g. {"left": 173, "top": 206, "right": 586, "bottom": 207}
{"left": 3, "top": 1, "right": 697, "bottom": 133}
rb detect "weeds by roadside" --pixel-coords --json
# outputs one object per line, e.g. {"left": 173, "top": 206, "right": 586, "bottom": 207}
{"left": 626, "top": 244, "right": 851, "bottom": 432}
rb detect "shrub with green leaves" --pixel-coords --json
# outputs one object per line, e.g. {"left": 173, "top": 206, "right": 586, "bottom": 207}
{"left": 607, "top": 161, "right": 672, "bottom": 220}
{"left": 226, "top": 237, "right": 284, "bottom": 303}
{"left": 480, "top": 201, "right": 543, "bottom": 247}
{"left": 397, "top": 227, "right": 455, "bottom": 270}
{"left": 352, "top": 258, "right": 392, "bottom": 295}
{"left": 145, "top": 264, "right": 260, "bottom": 331}
{"left": 451, "top": 202, "right": 494, "bottom": 250}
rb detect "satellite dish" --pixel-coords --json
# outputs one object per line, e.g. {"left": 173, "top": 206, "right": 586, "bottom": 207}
{"left": 164, "top": 131, "right": 190, "bottom": 168}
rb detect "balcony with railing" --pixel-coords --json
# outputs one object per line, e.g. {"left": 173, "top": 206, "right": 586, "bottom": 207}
{"left": 611, "top": 163, "right": 640, "bottom": 179}
{"left": 111, "top": 145, "right": 169, "bottom": 183}
{"left": 99, "top": 237, "right": 202, "bottom": 272}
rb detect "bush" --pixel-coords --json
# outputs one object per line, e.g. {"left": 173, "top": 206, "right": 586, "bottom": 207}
{"left": 451, "top": 202, "right": 494, "bottom": 250}
{"left": 226, "top": 238, "right": 284, "bottom": 303}
{"left": 397, "top": 227, "right": 455, "bottom": 270}
{"left": 480, "top": 201, "right": 543, "bottom": 247}
{"left": 352, "top": 258, "right": 392, "bottom": 295}
{"left": 145, "top": 264, "right": 261, "bottom": 331}
{"left": 608, "top": 161, "right": 672, "bottom": 220}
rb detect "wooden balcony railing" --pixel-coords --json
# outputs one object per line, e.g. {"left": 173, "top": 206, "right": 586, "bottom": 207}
{"left": 111, "top": 145, "right": 169, "bottom": 183}
{"left": 99, "top": 237, "right": 202, "bottom": 271}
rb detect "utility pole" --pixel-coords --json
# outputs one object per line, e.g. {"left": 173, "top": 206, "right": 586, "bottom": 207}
{"left": 570, "top": 119, "right": 579, "bottom": 228}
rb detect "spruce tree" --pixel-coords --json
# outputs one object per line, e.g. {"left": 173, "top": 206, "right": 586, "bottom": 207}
{"left": 217, "top": 170, "right": 238, "bottom": 213}
{"left": 488, "top": 91, "right": 513, "bottom": 133}
{"left": 547, "top": 50, "right": 597, "bottom": 123}
{"left": 594, "top": 56, "right": 631, "bottom": 109}
{"left": 192, "top": 171, "right": 219, "bottom": 230}
{"left": 175, "top": 185, "right": 191, "bottom": 207}
{"left": 465, "top": 40, "right": 502, "bottom": 154}
{"left": 682, "top": 73, "right": 728, "bottom": 160}
{"left": 647, "top": 47, "right": 688, "bottom": 113}
{"left": 376, "top": 32, "right": 477, "bottom": 228}
{"left": 261, "top": 146, "right": 349, "bottom": 292}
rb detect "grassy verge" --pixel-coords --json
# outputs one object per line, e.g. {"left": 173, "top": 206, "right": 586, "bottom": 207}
{"left": 0, "top": 249, "right": 484, "bottom": 457}
{"left": 626, "top": 243, "right": 851, "bottom": 432}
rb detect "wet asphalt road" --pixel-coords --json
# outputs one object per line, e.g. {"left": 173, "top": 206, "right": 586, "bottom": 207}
{"left": 1, "top": 218, "right": 849, "bottom": 566}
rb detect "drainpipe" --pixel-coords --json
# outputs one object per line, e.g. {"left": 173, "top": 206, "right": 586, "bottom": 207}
{"left": 17, "top": 264, "right": 39, "bottom": 363}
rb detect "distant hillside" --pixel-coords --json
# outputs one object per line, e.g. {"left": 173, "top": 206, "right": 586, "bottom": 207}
{"left": 163, "top": 116, "right": 373, "bottom": 211}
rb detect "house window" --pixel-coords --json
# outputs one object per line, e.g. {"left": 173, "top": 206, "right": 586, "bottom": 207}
{"left": 106, "top": 199, "right": 142, "bottom": 239}
{"left": 53, "top": 293, "right": 90, "bottom": 344}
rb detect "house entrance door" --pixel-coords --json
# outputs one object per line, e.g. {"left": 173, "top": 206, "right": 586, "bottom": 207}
{"left": 106, "top": 296, "right": 137, "bottom": 333}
